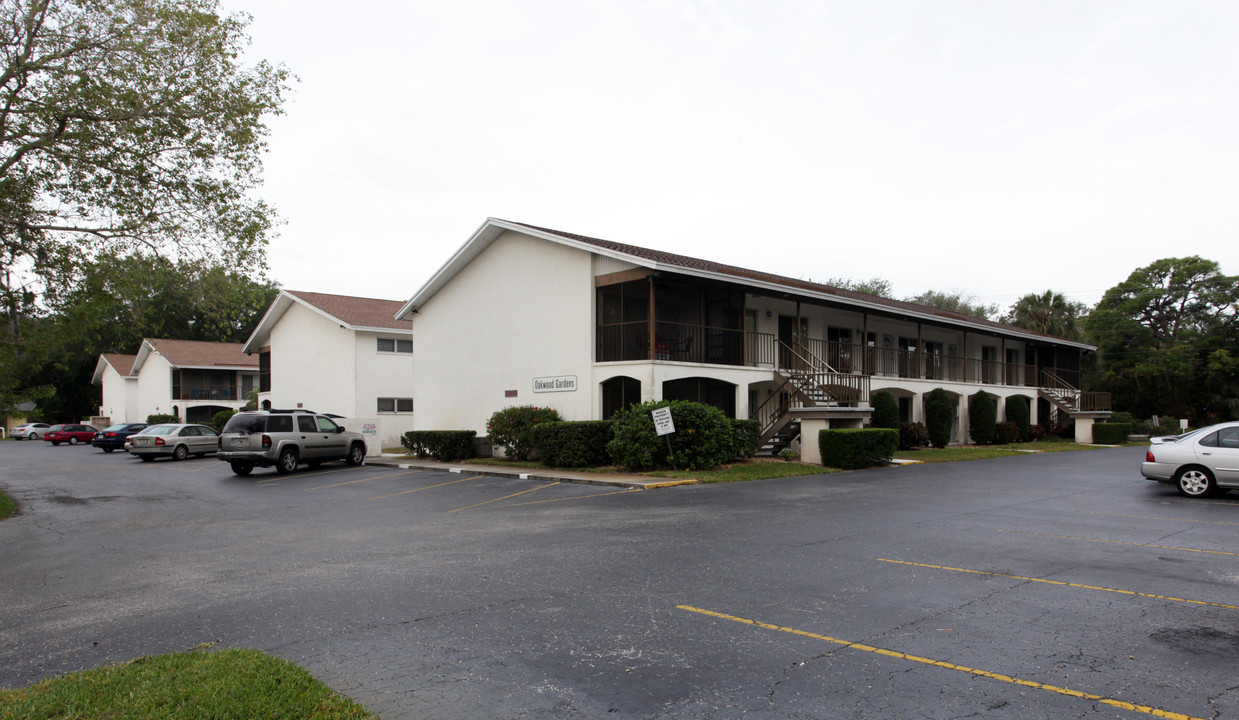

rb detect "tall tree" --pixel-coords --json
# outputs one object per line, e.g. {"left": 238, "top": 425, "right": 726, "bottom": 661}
{"left": 0, "top": 0, "right": 290, "bottom": 409}
{"left": 906, "top": 289, "right": 998, "bottom": 321}
{"left": 821, "top": 276, "right": 895, "bottom": 298}
{"left": 1001, "top": 290, "right": 1088, "bottom": 340}
{"left": 1085, "top": 256, "right": 1239, "bottom": 422}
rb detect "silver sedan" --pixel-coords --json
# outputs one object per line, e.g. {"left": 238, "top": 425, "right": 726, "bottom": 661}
{"left": 128, "top": 424, "right": 220, "bottom": 462}
{"left": 1141, "top": 421, "right": 1239, "bottom": 498}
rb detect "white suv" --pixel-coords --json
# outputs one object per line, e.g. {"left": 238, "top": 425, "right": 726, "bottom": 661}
{"left": 216, "top": 409, "right": 366, "bottom": 476}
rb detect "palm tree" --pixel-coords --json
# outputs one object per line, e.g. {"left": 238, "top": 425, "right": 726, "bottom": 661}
{"left": 1003, "top": 291, "right": 1087, "bottom": 340}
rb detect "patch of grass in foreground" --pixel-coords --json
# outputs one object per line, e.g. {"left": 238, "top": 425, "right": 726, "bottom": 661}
{"left": 0, "top": 490, "right": 15, "bottom": 520}
{"left": 0, "top": 647, "right": 378, "bottom": 720}
{"left": 646, "top": 459, "right": 837, "bottom": 483}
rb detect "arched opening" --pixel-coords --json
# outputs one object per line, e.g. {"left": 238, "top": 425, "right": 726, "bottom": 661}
{"left": 662, "top": 377, "right": 737, "bottom": 418}
{"left": 601, "top": 376, "right": 641, "bottom": 419}
{"left": 186, "top": 405, "right": 229, "bottom": 425}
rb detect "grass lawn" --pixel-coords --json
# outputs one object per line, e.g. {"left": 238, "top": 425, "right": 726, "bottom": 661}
{"left": 0, "top": 647, "right": 377, "bottom": 720}
{"left": 645, "top": 459, "right": 836, "bottom": 483}
{"left": 895, "top": 439, "right": 1119, "bottom": 463}
{"left": 0, "top": 490, "right": 15, "bottom": 520}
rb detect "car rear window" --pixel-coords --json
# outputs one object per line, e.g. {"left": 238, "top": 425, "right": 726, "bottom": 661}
{"left": 223, "top": 414, "right": 268, "bottom": 434}
{"left": 103, "top": 424, "right": 127, "bottom": 432}
{"left": 146, "top": 426, "right": 178, "bottom": 436}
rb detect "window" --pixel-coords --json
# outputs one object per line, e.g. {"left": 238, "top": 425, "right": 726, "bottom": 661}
{"left": 259, "top": 351, "right": 271, "bottom": 392}
{"left": 297, "top": 416, "right": 317, "bottom": 432}
{"left": 316, "top": 416, "right": 340, "bottom": 433}
{"left": 377, "top": 338, "right": 412, "bottom": 354}
{"left": 377, "top": 397, "right": 413, "bottom": 413}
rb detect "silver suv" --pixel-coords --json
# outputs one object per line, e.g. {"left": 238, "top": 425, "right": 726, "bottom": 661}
{"left": 217, "top": 409, "right": 367, "bottom": 476}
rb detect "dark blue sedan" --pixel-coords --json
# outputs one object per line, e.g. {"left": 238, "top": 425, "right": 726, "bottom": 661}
{"left": 92, "top": 423, "right": 150, "bottom": 453}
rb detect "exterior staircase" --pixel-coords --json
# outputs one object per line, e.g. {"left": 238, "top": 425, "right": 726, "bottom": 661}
{"left": 753, "top": 342, "right": 868, "bottom": 456}
{"left": 1037, "top": 370, "right": 1111, "bottom": 417}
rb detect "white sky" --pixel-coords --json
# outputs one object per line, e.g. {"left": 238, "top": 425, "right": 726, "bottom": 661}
{"left": 219, "top": 0, "right": 1238, "bottom": 312}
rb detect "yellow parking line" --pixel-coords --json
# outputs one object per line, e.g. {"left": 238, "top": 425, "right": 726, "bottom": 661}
{"left": 878, "top": 558, "right": 1239, "bottom": 610}
{"left": 450, "top": 482, "right": 561, "bottom": 513}
{"left": 678, "top": 605, "right": 1206, "bottom": 720}
{"left": 997, "top": 529, "right": 1239, "bottom": 556}
{"left": 1081, "top": 511, "right": 1239, "bottom": 527}
{"left": 307, "top": 468, "right": 423, "bottom": 491}
{"left": 368, "top": 474, "right": 483, "bottom": 500}
{"left": 495, "top": 488, "right": 641, "bottom": 508}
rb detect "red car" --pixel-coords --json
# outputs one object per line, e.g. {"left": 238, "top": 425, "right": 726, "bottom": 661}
{"left": 44, "top": 424, "right": 100, "bottom": 446}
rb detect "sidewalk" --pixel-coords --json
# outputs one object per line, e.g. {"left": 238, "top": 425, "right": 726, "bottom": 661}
{"left": 365, "top": 453, "right": 700, "bottom": 490}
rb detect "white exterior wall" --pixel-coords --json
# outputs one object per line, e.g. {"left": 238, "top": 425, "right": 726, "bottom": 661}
{"left": 135, "top": 354, "right": 174, "bottom": 421}
{"left": 414, "top": 231, "right": 594, "bottom": 434}
{"left": 353, "top": 329, "right": 415, "bottom": 449}
{"left": 99, "top": 368, "right": 139, "bottom": 423}
{"left": 260, "top": 301, "right": 357, "bottom": 415}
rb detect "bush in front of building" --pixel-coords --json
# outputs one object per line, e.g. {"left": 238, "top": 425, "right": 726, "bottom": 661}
{"left": 994, "top": 421, "right": 1020, "bottom": 444}
{"left": 147, "top": 413, "right": 180, "bottom": 424}
{"left": 1092, "top": 422, "right": 1132, "bottom": 445}
{"left": 731, "top": 419, "right": 761, "bottom": 459}
{"left": 870, "top": 390, "right": 899, "bottom": 430}
{"left": 968, "top": 391, "right": 998, "bottom": 445}
{"left": 531, "top": 420, "right": 614, "bottom": 468}
{"left": 401, "top": 430, "right": 476, "bottom": 461}
{"left": 1006, "top": 396, "right": 1031, "bottom": 442}
{"left": 819, "top": 428, "right": 898, "bottom": 469}
{"left": 486, "top": 405, "right": 562, "bottom": 461}
{"left": 212, "top": 409, "right": 237, "bottom": 433}
{"left": 607, "top": 400, "right": 742, "bottom": 471}
{"left": 899, "top": 422, "right": 930, "bottom": 450}
{"left": 924, "top": 389, "right": 954, "bottom": 448}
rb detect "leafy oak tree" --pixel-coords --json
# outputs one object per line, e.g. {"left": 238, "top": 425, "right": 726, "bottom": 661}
{"left": 1085, "top": 257, "right": 1239, "bottom": 423}
{"left": 0, "top": 0, "right": 290, "bottom": 410}
{"left": 906, "top": 289, "right": 999, "bottom": 321}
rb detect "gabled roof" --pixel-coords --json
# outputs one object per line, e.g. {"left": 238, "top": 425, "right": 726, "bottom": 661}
{"left": 133, "top": 339, "right": 258, "bottom": 374}
{"left": 397, "top": 217, "right": 1094, "bottom": 350}
{"left": 243, "top": 290, "right": 410, "bottom": 354}
{"left": 91, "top": 354, "right": 137, "bottom": 385}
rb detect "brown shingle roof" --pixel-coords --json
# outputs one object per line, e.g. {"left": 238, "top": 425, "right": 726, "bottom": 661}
{"left": 146, "top": 339, "right": 258, "bottom": 368}
{"left": 285, "top": 290, "right": 409, "bottom": 331}
{"left": 102, "top": 353, "right": 137, "bottom": 376}
{"left": 504, "top": 220, "right": 1076, "bottom": 343}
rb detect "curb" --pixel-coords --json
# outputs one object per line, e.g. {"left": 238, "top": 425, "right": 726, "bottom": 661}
{"left": 364, "top": 456, "right": 689, "bottom": 490}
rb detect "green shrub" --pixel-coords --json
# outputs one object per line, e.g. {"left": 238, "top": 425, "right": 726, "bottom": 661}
{"left": 819, "top": 428, "right": 898, "bottom": 470}
{"left": 924, "top": 389, "right": 954, "bottom": 448}
{"left": 731, "top": 419, "right": 761, "bottom": 459}
{"left": 1005, "top": 396, "right": 1031, "bottom": 442}
{"left": 607, "top": 400, "right": 742, "bottom": 471}
{"left": 870, "top": 390, "right": 899, "bottom": 429}
{"left": 401, "top": 430, "right": 476, "bottom": 461}
{"left": 211, "top": 409, "right": 237, "bottom": 433}
{"left": 899, "top": 422, "right": 930, "bottom": 450}
{"left": 486, "top": 405, "right": 562, "bottom": 460}
{"left": 1091, "top": 422, "right": 1132, "bottom": 445}
{"left": 531, "top": 421, "right": 614, "bottom": 468}
{"left": 994, "top": 421, "right": 1020, "bottom": 444}
{"left": 968, "top": 391, "right": 998, "bottom": 445}
{"left": 146, "top": 413, "right": 180, "bottom": 424}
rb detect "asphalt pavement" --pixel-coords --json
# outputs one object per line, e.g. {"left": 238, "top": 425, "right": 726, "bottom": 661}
{"left": 2, "top": 440, "right": 1237, "bottom": 720}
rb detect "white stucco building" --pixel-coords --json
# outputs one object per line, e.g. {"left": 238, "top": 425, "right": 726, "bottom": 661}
{"left": 243, "top": 290, "right": 415, "bottom": 450}
{"left": 92, "top": 339, "right": 259, "bottom": 425}
{"left": 396, "top": 218, "right": 1109, "bottom": 455}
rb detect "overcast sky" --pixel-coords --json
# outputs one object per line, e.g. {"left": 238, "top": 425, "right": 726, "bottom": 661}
{"left": 218, "top": 0, "right": 1238, "bottom": 312}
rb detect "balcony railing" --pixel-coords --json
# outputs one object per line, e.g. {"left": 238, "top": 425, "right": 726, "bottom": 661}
{"left": 175, "top": 386, "right": 240, "bottom": 401}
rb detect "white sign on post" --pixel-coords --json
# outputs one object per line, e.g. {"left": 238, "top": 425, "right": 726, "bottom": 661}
{"left": 652, "top": 407, "right": 675, "bottom": 436}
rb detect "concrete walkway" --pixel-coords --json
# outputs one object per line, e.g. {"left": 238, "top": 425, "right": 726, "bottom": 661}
{"left": 367, "top": 454, "right": 700, "bottom": 490}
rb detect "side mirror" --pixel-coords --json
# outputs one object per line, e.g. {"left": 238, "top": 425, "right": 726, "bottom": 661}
{"left": 337, "top": 426, "right": 345, "bottom": 433}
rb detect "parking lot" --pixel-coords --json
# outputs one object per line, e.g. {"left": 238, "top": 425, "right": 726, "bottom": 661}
{"left": 2, "top": 440, "right": 1237, "bottom": 720}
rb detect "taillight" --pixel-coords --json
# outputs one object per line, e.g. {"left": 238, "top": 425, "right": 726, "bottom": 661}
{"left": 155, "top": 437, "right": 165, "bottom": 446}
{"left": 262, "top": 434, "right": 272, "bottom": 449}
{"left": 1146, "top": 450, "right": 1156, "bottom": 462}
{"left": 105, "top": 433, "right": 116, "bottom": 438}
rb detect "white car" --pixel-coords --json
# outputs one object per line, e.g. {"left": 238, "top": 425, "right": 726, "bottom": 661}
{"left": 1141, "top": 422, "right": 1239, "bottom": 498}
{"left": 12, "top": 422, "right": 50, "bottom": 440}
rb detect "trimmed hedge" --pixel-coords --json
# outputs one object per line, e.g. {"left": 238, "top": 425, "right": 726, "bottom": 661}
{"left": 487, "top": 405, "right": 561, "bottom": 460}
{"left": 401, "top": 430, "right": 476, "bottom": 461}
{"left": 968, "top": 391, "right": 997, "bottom": 445}
{"left": 211, "top": 409, "right": 237, "bottom": 433}
{"left": 1005, "top": 396, "right": 1031, "bottom": 442}
{"left": 531, "top": 421, "right": 614, "bottom": 468}
{"left": 731, "top": 419, "right": 761, "bottom": 459}
{"left": 994, "top": 421, "right": 1020, "bottom": 445}
{"left": 147, "top": 413, "right": 180, "bottom": 424}
{"left": 1092, "top": 422, "right": 1132, "bottom": 445}
{"left": 899, "top": 422, "right": 930, "bottom": 450}
{"left": 607, "top": 400, "right": 744, "bottom": 471}
{"left": 924, "top": 389, "right": 954, "bottom": 448}
{"left": 819, "top": 428, "right": 898, "bottom": 470}
{"left": 870, "top": 390, "right": 899, "bottom": 429}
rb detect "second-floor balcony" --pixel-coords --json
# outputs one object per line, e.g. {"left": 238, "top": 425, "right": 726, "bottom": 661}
{"left": 597, "top": 320, "right": 1079, "bottom": 390}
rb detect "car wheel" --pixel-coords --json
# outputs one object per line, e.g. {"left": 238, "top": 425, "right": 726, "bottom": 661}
{"left": 29, "top": 432, "right": 37, "bottom": 440}
{"left": 1176, "top": 466, "right": 1217, "bottom": 498}
{"left": 68, "top": 437, "right": 78, "bottom": 445}
{"left": 346, "top": 442, "right": 365, "bottom": 466}
{"left": 172, "top": 444, "right": 189, "bottom": 461}
{"left": 139, "top": 455, "right": 155, "bottom": 462}
{"left": 51, "top": 441, "right": 60, "bottom": 446}
{"left": 102, "top": 447, "right": 114, "bottom": 453}
{"left": 230, "top": 462, "right": 254, "bottom": 476}
{"left": 276, "top": 447, "right": 299, "bottom": 475}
